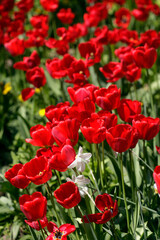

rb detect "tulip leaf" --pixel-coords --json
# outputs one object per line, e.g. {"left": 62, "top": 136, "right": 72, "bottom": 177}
{"left": 28, "top": 226, "right": 39, "bottom": 240}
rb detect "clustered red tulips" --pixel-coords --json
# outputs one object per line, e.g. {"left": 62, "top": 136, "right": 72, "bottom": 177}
{"left": 2, "top": 0, "right": 160, "bottom": 239}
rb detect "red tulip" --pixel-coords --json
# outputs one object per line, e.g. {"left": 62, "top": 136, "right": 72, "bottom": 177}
{"left": 49, "top": 140, "right": 76, "bottom": 172}
{"left": 54, "top": 181, "right": 81, "bottom": 209}
{"left": 26, "top": 124, "right": 54, "bottom": 147}
{"left": 40, "top": 0, "right": 59, "bottom": 12}
{"left": 100, "top": 62, "right": 124, "bottom": 83}
{"left": 14, "top": 51, "right": 40, "bottom": 71}
{"left": 132, "top": 45, "right": 157, "bottom": 69}
{"left": 45, "top": 102, "right": 70, "bottom": 122}
{"left": 95, "top": 85, "right": 121, "bottom": 111}
{"left": 153, "top": 166, "right": 160, "bottom": 194}
{"left": 19, "top": 192, "right": 47, "bottom": 221}
{"left": 115, "top": 8, "right": 131, "bottom": 28}
{"left": 5, "top": 163, "right": 30, "bottom": 189}
{"left": 26, "top": 67, "right": 46, "bottom": 88}
{"left": 83, "top": 193, "right": 118, "bottom": 224}
{"left": 52, "top": 119, "right": 80, "bottom": 146}
{"left": 106, "top": 124, "right": 139, "bottom": 153}
{"left": 117, "top": 99, "right": 142, "bottom": 123}
{"left": 57, "top": 8, "right": 75, "bottom": 25}
{"left": 46, "top": 222, "right": 76, "bottom": 240}
{"left": 22, "top": 156, "right": 52, "bottom": 185}
{"left": 21, "top": 88, "right": 35, "bottom": 101}
{"left": 78, "top": 41, "right": 103, "bottom": 67}
{"left": 80, "top": 114, "right": 107, "bottom": 144}
{"left": 132, "top": 114, "right": 160, "bottom": 140}
{"left": 4, "top": 38, "right": 25, "bottom": 56}
{"left": 25, "top": 216, "right": 48, "bottom": 231}
{"left": 68, "top": 98, "right": 95, "bottom": 123}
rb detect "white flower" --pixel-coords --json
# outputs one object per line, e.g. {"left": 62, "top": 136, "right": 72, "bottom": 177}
{"left": 66, "top": 175, "right": 90, "bottom": 198}
{"left": 68, "top": 146, "right": 92, "bottom": 172}
{"left": 154, "top": 183, "right": 160, "bottom": 197}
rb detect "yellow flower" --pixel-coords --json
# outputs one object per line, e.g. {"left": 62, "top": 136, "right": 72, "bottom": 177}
{"left": 3, "top": 82, "right": 12, "bottom": 95}
{"left": 39, "top": 108, "right": 45, "bottom": 117}
{"left": 18, "top": 94, "right": 24, "bottom": 102}
{"left": 35, "top": 88, "right": 41, "bottom": 93}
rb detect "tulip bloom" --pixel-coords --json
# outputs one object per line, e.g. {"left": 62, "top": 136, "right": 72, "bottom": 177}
{"left": 19, "top": 192, "right": 47, "bottom": 221}
{"left": 5, "top": 163, "right": 30, "bottom": 189}
{"left": 106, "top": 124, "right": 139, "bottom": 153}
{"left": 132, "top": 46, "right": 157, "bottom": 69}
{"left": 54, "top": 181, "right": 81, "bottom": 209}
{"left": 115, "top": 8, "right": 131, "bottom": 28}
{"left": 81, "top": 115, "right": 107, "bottom": 144}
{"left": 45, "top": 102, "right": 70, "bottom": 122}
{"left": 49, "top": 141, "right": 76, "bottom": 172}
{"left": 26, "top": 67, "right": 46, "bottom": 88}
{"left": 68, "top": 98, "right": 95, "bottom": 123}
{"left": 4, "top": 38, "right": 25, "bottom": 56}
{"left": 26, "top": 124, "right": 54, "bottom": 147}
{"left": 153, "top": 166, "right": 160, "bottom": 194}
{"left": 117, "top": 99, "right": 142, "bottom": 123}
{"left": 132, "top": 115, "right": 160, "bottom": 140}
{"left": 13, "top": 50, "right": 40, "bottom": 71}
{"left": 21, "top": 88, "right": 35, "bottom": 101}
{"left": 52, "top": 119, "right": 80, "bottom": 146}
{"left": 46, "top": 222, "right": 76, "bottom": 240}
{"left": 83, "top": 193, "right": 118, "bottom": 224}
{"left": 40, "top": 0, "right": 59, "bottom": 12}
{"left": 57, "top": 8, "right": 75, "bottom": 25}
{"left": 99, "top": 62, "right": 124, "bottom": 83}
{"left": 21, "top": 156, "right": 52, "bottom": 185}
{"left": 95, "top": 85, "right": 121, "bottom": 111}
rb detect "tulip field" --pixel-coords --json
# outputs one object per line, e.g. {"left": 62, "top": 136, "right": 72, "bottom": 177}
{"left": 1, "top": 0, "right": 160, "bottom": 239}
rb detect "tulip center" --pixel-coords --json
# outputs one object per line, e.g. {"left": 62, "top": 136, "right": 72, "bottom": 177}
{"left": 104, "top": 206, "right": 113, "bottom": 214}
{"left": 89, "top": 52, "right": 94, "bottom": 59}
{"left": 121, "top": 16, "right": 127, "bottom": 23}
{"left": 53, "top": 230, "right": 63, "bottom": 239}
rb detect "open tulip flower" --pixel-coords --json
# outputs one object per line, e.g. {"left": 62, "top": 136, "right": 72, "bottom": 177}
{"left": 46, "top": 222, "right": 76, "bottom": 240}
{"left": 83, "top": 193, "right": 118, "bottom": 224}
{"left": 3, "top": 0, "right": 160, "bottom": 239}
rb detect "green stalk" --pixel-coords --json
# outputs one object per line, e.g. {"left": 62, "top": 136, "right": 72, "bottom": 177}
{"left": 45, "top": 182, "right": 61, "bottom": 225}
{"left": 38, "top": 220, "right": 45, "bottom": 240}
{"left": 60, "top": 78, "right": 67, "bottom": 102}
{"left": 54, "top": 170, "right": 62, "bottom": 185}
{"left": 129, "top": 150, "right": 136, "bottom": 202}
{"left": 110, "top": 219, "right": 118, "bottom": 240}
{"left": 102, "top": 141, "right": 107, "bottom": 190}
{"left": 25, "top": 187, "right": 30, "bottom": 195}
{"left": 133, "top": 81, "right": 138, "bottom": 101}
{"left": 75, "top": 205, "right": 89, "bottom": 240}
{"left": 118, "top": 153, "right": 130, "bottom": 233}
{"left": 146, "top": 69, "right": 155, "bottom": 117}
{"left": 94, "top": 144, "right": 104, "bottom": 191}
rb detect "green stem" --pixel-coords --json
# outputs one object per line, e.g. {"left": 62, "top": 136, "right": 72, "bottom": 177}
{"left": 102, "top": 141, "right": 105, "bottom": 181}
{"left": 60, "top": 79, "right": 67, "bottom": 102}
{"left": 146, "top": 69, "right": 155, "bottom": 117}
{"left": 129, "top": 150, "right": 136, "bottom": 202}
{"left": 43, "top": 227, "right": 48, "bottom": 237}
{"left": 110, "top": 219, "right": 118, "bottom": 240}
{"left": 133, "top": 81, "right": 138, "bottom": 101}
{"left": 131, "top": 149, "right": 153, "bottom": 172}
{"left": 137, "top": 192, "right": 147, "bottom": 240}
{"left": 25, "top": 187, "right": 30, "bottom": 195}
{"left": 119, "top": 153, "right": 130, "bottom": 233}
{"left": 94, "top": 144, "right": 104, "bottom": 191}
{"left": 45, "top": 182, "right": 61, "bottom": 225}
{"left": 75, "top": 205, "right": 89, "bottom": 240}
{"left": 38, "top": 220, "right": 45, "bottom": 240}
{"left": 54, "top": 170, "right": 62, "bottom": 185}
